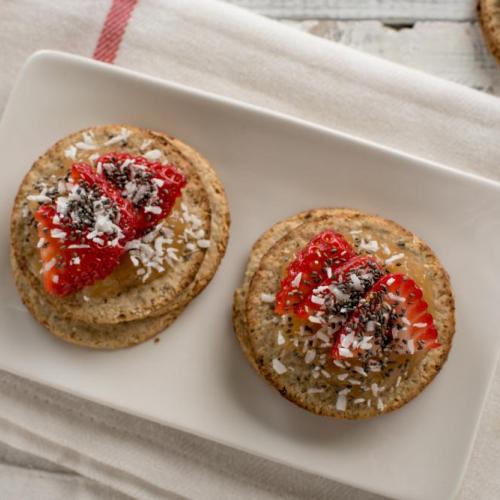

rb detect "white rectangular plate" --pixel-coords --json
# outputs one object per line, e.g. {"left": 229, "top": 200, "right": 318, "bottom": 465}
{"left": 1, "top": 51, "right": 499, "bottom": 500}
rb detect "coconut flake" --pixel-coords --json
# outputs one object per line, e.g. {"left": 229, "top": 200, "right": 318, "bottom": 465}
{"left": 338, "top": 347, "right": 353, "bottom": 358}
{"left": 388, "top": 292, "right": 405, "bottom": 303}
{"left": 385, "top": 253, "right": 404, "bottom": 265}
{"left": 350, "top": 273, "right": 363, "bottom": 291}
{"left": 260, "top": 293, "right": 275, "bottom": 303}
{"left": 104, "top": 127, "right": 131, "bottom": 146}
{"left": 407, "top": 339, "right": 415, "bottom": 355}
{"left": 140, "top": 139, "right": 153, "bottom": 150}
{"left": 291, "top": 272, "right": 302, "bottom": 288}
{"left": 353, "top": 366, "right": 367, "bottom": 377}
{"left": 341, "top": 332, "right": 355, "bottom": 349}
{"left": 310, "top": 295, "right": 325, "bottom": 305}
{"left": 272, "top": 358, "right": 287, "bottom": 375}
{"left": 331, "top": 286, "right": 350, "bottom": 302}
{"left": 308, "top": 315, "right": 323, "bottom": 325}
{"left": 68, "top": 244, "right": 90, "bottom": 249}
{"left": 144, "top": 149, "right": 162, "bottom": 161}
{"left": 82, "top": 131, "right": 95, "bottom": 144}
{"left": 197, "top": 239, "right": 211, "bottom": 249}
{"left": 359, "top": 239, "right": 379, "bottom": 253}
{"left": 316, "top": 330, "right": 330, "bottom": 343}
{"left": 64, "top": 145, "right": 77, "bottom": 160}
{"left": 50, "top": 228, "right": 66, "bottom": 240}
{"left": 43, "top": 258, "right": 57, "bottom": 273}
{"left": 75, "top": 141, "right": 97, "bottom": 150}
{"left": 305, "top": 349, "right": 316, "bottom": 364}
{"left": 336, "top": 388, "right": 350, "bottom": 411}
{"left": 307, "top": 388, "right": 324, "bottom": 395}
{"left": 144, "top": 205, "right": 162, "bottom": 215}
{"left": 27, "top": 193, "right": 51, "bottom": 203}
{"left": 277, "top": 331, "right": 285, "bottom": 345}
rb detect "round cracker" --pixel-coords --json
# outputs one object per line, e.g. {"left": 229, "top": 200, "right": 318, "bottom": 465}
{"left": 478, "top": 0, "right": 500, "bottom": 63}
{"left": 10, "top": 125, "right": 229, "bottom": 348}
{"left": 11, "top": 125, "right": 229, "bottom": 324}
{"left": 11, "top": 169, "right": 229, "bottom": 349}
{"left": 234, "top": 208, "right": 455, "bottom": 419}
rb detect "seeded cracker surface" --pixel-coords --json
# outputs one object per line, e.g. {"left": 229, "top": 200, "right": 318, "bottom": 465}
{"left": 11, "top": 125, "right": 230, "bottom": 349}
{"left": 233, "top": 208, "right": 455, "bottom": 418}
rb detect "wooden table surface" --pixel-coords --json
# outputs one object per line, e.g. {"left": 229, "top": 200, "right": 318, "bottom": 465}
{"left": 227, "top": 0, "right": 500, "bottom": 96}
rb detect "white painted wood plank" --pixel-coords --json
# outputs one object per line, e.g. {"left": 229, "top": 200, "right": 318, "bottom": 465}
{"left": 282, "top": 20, "right": 500, "bottom": 95}
{"left": 226, "top": 0, "right": 476, "bottom": 22}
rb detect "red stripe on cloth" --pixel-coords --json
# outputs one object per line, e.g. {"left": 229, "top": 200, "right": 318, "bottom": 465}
{"left": 93, "top": 0, "right": 139, "bottom": 63}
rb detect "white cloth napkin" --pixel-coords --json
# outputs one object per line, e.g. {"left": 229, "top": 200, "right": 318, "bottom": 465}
{"left": 0, "top": 0, "right": 499, "bottom": 499}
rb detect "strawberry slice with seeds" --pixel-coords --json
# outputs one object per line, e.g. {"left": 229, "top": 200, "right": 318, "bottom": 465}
{"left": 69, "top": 163, "right": 138, "bottom": 241}
{"left": 275, "top": 230, "right": 355, "bottom": 316}
{"left": 300, "top": 255, "right": 384, "bottom": 321}
{"left": 332, "top": 273, "right": 440, "bottom": 360}
{"left": 96, "top": 153, "right": 186, "bottom": 234}
{"left": 35, "top": 163, "right": 139, "bottom": 296}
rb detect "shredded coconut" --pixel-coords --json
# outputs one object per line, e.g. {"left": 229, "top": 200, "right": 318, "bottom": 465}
{"left": 104, "top": 127, "right": 131, "bottom": 146}
{"left": 359, "top": 239, "right": 379, "bottom": 253}
{"left": 272, "top": 358, "right": 287, "bottom": 375}
{"left": 64, "top": 145, "right": 77, "bottom": 160}
{"left": 144, "top": 149, "right": 162, "bottom": 161}
{"left": 336, "top": 388, "right": 350, "bottom": 411}
{"left": 291, "top": 272, "right": 302, "bottom": 288}
{"left": 385, "top": 253, "right": 404, "bottom": 265}
{"left": 260, "top": 293, "right": 275, "bottom": 303}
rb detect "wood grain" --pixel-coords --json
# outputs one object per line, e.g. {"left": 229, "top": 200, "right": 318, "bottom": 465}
{"left": 285, "top": 19, "right": 500, "bottom": 94}
{"left": 226, "top": 0, "right": 476, "bottom": 22}
{"left": 224, "top": 1, "right": 500, "bottom": 96}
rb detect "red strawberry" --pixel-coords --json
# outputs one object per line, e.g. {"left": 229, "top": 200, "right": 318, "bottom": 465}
{"left": 300, "top": 255, "right": 383, "bottom": 320}
{"left": 96, "top": 153, "right": 186, "bottom": 234}
{"left": 332, "top": 273, "right": 440, "bottom": 360}
{"left": 70, "top": 163, "right": 138, "bottom": 241}
{"left": 35, "top": 163, "right": 139, "bottom": 296}
{"left": 275, "top": 230, "right": 355, "bottom": 316}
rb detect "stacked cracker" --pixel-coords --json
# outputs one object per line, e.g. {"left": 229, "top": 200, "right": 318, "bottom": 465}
{"left": 233, "top": 208, "right": 454, "bottom": 418}
{"left": 479, "top": 0, "right": 500, "bottom": 63}
{"left": 11, "top": 125, "right": 229, "bottom": 348}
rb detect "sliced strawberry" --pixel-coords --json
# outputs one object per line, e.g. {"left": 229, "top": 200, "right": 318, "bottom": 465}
{"left": 96, "top": 153, "right": 186, "bottom": 234}
{"left": 275, "top": 230, "right": 355, "bottom": 316}
{"left": 35, "top": 164, "right": 139, "bottom": 296}
{"left": 70, "top": 163, "right": 138, "bottom": 241}
{"left": 300, "top": 255, "right": 383, "bottom": 321}
{"left": 332, "top": 273, "right": 440, "bottom": 360}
